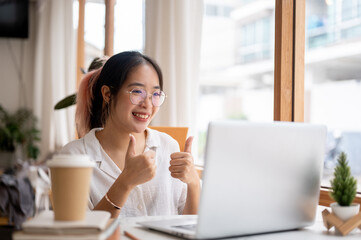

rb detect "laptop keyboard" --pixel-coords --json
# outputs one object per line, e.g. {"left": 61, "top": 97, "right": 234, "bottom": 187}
{"left": 173, "top": 223, "right": 197, "bottom": 231}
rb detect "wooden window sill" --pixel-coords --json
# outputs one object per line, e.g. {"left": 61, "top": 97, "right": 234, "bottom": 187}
{"left": 319, "top": 186, "right": 361, "bottom": 207}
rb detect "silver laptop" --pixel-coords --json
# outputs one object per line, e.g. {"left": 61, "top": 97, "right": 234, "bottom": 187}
{"left": 138, "top": 120, "right": 327, "bottom": 239}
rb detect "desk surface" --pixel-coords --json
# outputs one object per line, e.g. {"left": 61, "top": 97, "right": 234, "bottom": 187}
{"left": 119, "top": 207, "right": 361, "bottom": 240}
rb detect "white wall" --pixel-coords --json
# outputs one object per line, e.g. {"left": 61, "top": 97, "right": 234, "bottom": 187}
{"left": 0, "top": 2, "right": 36, "bottom": 113}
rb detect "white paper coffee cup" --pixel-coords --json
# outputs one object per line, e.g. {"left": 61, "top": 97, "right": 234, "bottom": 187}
{"left": 47, "top": 154, "right": 95, "bottom": 221}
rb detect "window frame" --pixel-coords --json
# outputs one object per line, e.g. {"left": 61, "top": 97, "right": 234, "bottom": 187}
{"left": 76, "top": 0, "right": 114, "bottom": 87}
{"left": 76, "top": 0, "right": 85, "bottom": 88}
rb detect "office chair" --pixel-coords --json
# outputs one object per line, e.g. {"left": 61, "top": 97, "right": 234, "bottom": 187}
{"left": 149, "top": 126, "right": 202, "bottom": 178}
{"left": 149, "top": 126, "right": 189, "bottom": 152}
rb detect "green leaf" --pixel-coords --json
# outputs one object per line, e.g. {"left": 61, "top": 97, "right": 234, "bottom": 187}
{"left": 54, "top": 94, "right": 77, "bottom": 110}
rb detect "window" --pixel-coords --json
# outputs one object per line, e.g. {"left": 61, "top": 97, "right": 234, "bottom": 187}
{"left": 114, "top": 0, "right": 144, "bottom": 53}
{"left": 84, "top": 1, "right": 105, "bottom": 68}
{"left": 198, "top": 0, "right": 275, "bottom": 163}
{"left": 341, "top": 0, "right": 361, "bottom": 22}
{"left": 305, "top": 0, "right": 361, "bottom": 191}
{"left": 238, "top": 17, "right": 272, "bottom": 63}
{"left": 77, "top": 0, "right": 144, "bottom": 69}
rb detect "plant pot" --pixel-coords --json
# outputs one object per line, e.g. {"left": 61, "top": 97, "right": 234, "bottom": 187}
{"left": 331, "top": 202, "right": 360, "bottom": 221}
{"left": 331, "top": 202, "right": 360, "bottom": 235}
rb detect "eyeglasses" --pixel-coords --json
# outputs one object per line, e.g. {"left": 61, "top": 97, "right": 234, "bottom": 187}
{"left": 126, "top": 88, "right": 166, "bottom": 107}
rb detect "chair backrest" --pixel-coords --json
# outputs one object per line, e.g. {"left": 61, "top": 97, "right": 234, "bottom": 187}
{"left": 149, "top": 126, "right": 188, "bottom": 152}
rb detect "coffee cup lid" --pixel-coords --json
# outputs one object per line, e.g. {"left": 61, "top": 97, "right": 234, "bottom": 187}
{"left": 47, "top": 154, "right": 95, "bottom": 168}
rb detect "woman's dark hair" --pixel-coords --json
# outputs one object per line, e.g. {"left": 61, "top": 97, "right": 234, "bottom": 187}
{"left": 90, "top": 51, "right": 163, "bottom": 130}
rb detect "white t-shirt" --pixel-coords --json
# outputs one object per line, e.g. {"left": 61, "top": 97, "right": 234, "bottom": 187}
{"left": 60, "top": 128, "right": 187, "bottom": 217}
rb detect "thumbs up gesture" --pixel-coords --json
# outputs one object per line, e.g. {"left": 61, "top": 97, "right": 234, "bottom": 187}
{"left": 121, "top": 134, "right": 156, "bottom": 188}
{"left": 169, "top": 136, "right": 200, "bottom": 185}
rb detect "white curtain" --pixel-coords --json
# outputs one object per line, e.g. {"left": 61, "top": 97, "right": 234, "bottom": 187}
{"left": 144, "top": 0, "right": 204, "bottom": 136}
{"left": 33, "top": 0, "right": 76, "bottom": 161}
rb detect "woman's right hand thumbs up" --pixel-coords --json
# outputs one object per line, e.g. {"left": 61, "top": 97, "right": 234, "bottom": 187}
{"left": 121, "top": 134, "right": 157, "bottom": 188}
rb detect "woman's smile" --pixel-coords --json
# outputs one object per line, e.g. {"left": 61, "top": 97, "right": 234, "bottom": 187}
{"left": 132, "top": 112, "right": 151, "bottom": 121}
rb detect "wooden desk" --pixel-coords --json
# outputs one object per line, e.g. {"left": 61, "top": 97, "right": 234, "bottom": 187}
{"left": 119, "top": 207, "right": 361, "bottom": 240}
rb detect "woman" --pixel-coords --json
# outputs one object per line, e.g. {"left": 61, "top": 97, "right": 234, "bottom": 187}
{"left": 61, "top": 51, "right": 200, "bottom": 218}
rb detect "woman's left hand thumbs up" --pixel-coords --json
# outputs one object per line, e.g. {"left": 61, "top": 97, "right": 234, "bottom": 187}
{"left": 169, "top": 136, "right": 200, "bottom": 185}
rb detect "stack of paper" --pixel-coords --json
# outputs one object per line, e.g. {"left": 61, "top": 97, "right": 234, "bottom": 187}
{"left": 13, "top": 211, "right": 120, "bottom": 240}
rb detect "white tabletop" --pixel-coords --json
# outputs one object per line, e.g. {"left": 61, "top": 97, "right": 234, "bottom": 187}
{"left": 119, "top": 207, "right": 361, "bottom": 240}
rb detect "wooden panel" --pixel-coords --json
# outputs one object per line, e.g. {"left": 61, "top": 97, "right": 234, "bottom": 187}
{"left": 293, "top": 0, "right": 305, "bottom": 122}
{"left": 319, "top": 189, "right": 337, "bottom": 207}
{"left": 76, "top": 0, "right": 85, "bottom": 88}
{"left": 104, "top": 0, "right": 115, "bottom": 56}
{"left": 274, "top": 0, "right": 294, "bottom": 122}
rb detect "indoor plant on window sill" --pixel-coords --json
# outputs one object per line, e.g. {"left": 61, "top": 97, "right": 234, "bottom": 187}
{"left": 329, "top": 152, "right": 359, "bottom": 228}
{"left": 0, "top": 105, "right": 40, "bottom": 168}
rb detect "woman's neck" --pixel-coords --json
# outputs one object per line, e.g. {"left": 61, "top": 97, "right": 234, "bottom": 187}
{"left": 95, "top": 123, "right": 147, "bottom": 155}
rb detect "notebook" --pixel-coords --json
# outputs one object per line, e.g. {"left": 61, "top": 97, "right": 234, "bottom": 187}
{"left": 13, "top": 210, "right": 120, "bottom": 240}
{"left": 21, "top": 210, "right": 110, "bottom": 235}
{"left": 138, "top": 120, "right": 327, "bottom": 239}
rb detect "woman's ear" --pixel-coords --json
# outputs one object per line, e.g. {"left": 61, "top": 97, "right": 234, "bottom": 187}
{"left": 101, "top": 85, "right": 111, "bottom": 103}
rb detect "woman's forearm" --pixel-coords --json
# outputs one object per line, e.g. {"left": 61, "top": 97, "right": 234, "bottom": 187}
{"left": 93, "top": 175, "right": 133, "bottom": 218}
{"left": 182, "top": 181, "right": 201, "bottom": 215}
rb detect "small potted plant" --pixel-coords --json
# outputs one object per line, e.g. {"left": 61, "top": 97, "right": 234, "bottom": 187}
{"left": 330, "top": 152, "right": 359, "bottom": 223}
{"left": 0, "top": 105, "right": 40, "bottom": 168}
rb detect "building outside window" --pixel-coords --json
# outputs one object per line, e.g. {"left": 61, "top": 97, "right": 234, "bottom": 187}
{"left": 305, "top": 0, "right": 361, "bottom": 191}
{"left": 199, "top": 0, "right": 361, "bottom": 192}
{"left": 198, "top": 0, "right": 275, "bottom": 162}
